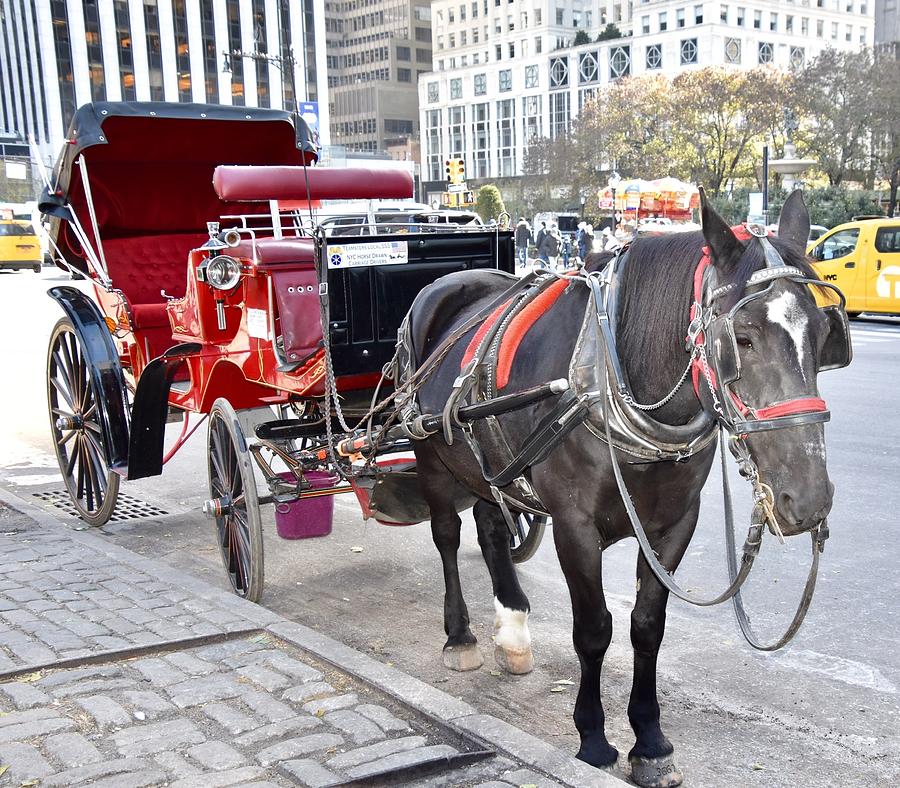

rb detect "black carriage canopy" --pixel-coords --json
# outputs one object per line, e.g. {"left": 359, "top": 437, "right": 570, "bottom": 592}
{"left": 39, "top": 101, "right": 317, "bottom": 272}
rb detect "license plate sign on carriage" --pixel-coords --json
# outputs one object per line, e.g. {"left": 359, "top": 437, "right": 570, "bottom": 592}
{"left": 326, "top": 241, "right": 408, "bottom": 269}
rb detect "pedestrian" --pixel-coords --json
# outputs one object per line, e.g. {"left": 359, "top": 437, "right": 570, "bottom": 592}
{"left": 583, "top": 224, "right": 595, "bottom": 254}
{"left": 535, "top": 221, "right": 547, "bottom": 257}
{"left": 514, "top": 217, "right": 532, "bottom": 268}
{"left": 539, "top": 223, "right": 561, "bottom": 268}
{"left": 560, "top": 235, "right": 572, "bottom": 270}
{"left": 576, "top": 221, "right": 587, "bottom": 261}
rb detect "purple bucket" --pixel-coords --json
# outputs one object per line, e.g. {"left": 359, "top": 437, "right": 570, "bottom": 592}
{"left": 274, "top": 471, "right": 335, "bottom": 539}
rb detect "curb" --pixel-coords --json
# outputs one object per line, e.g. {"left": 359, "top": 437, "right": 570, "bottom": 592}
{"left": 0, "top": 483, "right": 629, "bottom": 787}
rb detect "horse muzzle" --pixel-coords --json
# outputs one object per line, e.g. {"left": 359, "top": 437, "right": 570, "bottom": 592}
{"left": 773, "top": 480, "right": 834, "bottom": 537}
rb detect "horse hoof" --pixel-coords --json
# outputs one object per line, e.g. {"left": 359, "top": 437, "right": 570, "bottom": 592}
{"left": 493, "top": 643, "right": 534, "bottom": 675}
{"left": 629, "top": 753, "right": 683, "bottom": 788}
{"left": 442, "top": 644, "right": 484, "bottom": 672}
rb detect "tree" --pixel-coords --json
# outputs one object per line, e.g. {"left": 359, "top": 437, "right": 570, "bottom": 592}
{"left": 672, "top": 67, "right": 784, "bottom": 194}
{"left": 573, "top": 29, "right": 590, "bottom": 46}
{"left": 869, "top": 53, "right": 900, "bottom": 215}
{"left": 794, "top": 49, "right": 878, "bottom": 186}
{"left": 596, "top": 24, "right": 622, "bottom": 41}
{"left": 474, "top": 184, "right": 506, "bottom": 222}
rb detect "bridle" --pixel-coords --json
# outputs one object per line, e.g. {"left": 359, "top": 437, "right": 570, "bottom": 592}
{"left": 687, "top": 222, "right": 850, "bottom": 436}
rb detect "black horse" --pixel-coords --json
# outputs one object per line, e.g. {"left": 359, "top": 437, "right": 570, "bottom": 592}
{"left": 405, "top": 192, "right": 837, "bottom": 787}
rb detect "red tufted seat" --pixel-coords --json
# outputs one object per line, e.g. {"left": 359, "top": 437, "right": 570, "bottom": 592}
{"left": 102, "top": 233, "right": 206, "bottom": 358}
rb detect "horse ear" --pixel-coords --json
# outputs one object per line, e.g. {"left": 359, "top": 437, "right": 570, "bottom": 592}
{"left": 700, "top": 186, "right": 743, "bottom": 271}
{"left": 777, "top": 189, "right": 811, "bottom": 251}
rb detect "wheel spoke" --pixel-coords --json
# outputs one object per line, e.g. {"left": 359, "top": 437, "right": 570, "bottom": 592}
{"left": 84, "top": 419, "right": 102, "bottom": 435}
{"left": 84, "top": 431, "right": 109, "bottom": 495}
{"left": 57, "top": 429, "right": 76, "bottom": 447}
{"left": 209, "top": 426, "right": 229, "bottom": 489}
{"left": 83, "top": 402, "right": 97, "bottom": 420}
{"left": 50, "top": 373, "right": 76, "bottom": 410}
{"left": 64, "top": 442, "right": 78, "bottom": 478}
{"left": 75, "top": 438, "right": 85, "bottom": 502}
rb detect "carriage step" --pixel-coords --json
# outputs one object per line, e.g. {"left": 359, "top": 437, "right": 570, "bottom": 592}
{"left": 254, "top": 418, "right": 346, "bottom": 441}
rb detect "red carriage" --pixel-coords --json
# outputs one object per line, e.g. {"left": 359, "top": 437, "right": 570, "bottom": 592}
{"left": 41, "top": 102, "right": 546, "bottom": 601}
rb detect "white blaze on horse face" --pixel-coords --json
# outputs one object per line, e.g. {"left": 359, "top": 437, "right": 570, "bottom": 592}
{"left": 766, "top": 291, "right": 808, "bottom": 379}
{"left": 493, "top": 598, "right": 531, "bottom": 653}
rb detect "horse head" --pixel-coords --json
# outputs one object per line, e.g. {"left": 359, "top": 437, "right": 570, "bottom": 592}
{"left": 699, "top": 190, "right": 850, "bottom": 536}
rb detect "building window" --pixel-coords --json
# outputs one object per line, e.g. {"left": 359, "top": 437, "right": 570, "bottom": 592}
{"left": 724, "top": 36, "right": 741, "bottom": 63}
{"left": 524, "top": 94, "right": 541, "bottom": 143}
{"left": 226, "top": 0, "right": 244, "bottom": 105}
{"left": 525, "top": 64, "right": 538, "bottom": 88}
{"left": 646, "top": 43, "right": 662, "bottom": 69}
{"left": 426, "top": 109, "right": 442, "bottom": 181}
{"left": 720, "top": 3, "right": 728, "bottom": 22}
{"left": 142, "top": 0, "right": 164, "bottom": 100}
{"left": 578, "top": 87, "right": 597, "bottom": 112}
{"left": 82, "top": 0, "right": 106, "bottom": 100}
{"left": 549, "top": 91, "right": 570, "bottom": 139}
{"left": 449, "top": 105, "right": 464, "bottom": 157}
{"left": 642, "top": 15, "right": 650, "bottom": 33}
{"left": 789, "top": 45, "right": 805, "bottom": 67}
{"left": 496, "top": 44, "right": 502, "bottom": 60}
{"left": 845, "top": 23, "right": 852, "bottom": 41}
{"left": 50, "top": 0, "right": 77, "bottom": 127}
{"left": 427, "top": 81, "right": 439, "bottom": 102}
{"left": 416, "top": 47, "right": 430, "bottom": 62}
{"left": 28, "top": 0, "right": 51, "bottom": 140}
{"left": 736, "top": 7, "right": 744, "bottom": 26}
{"left": 758, "top": 41, "right": 774, "bottom": 63}
{"left": 659, "top": 11, "right": 668, "bottom": 30}
{"left": 677, "top": 8, "right": 685, "bottom": 27}
{"left": 499, "top": 68, "right": 512, "bottom": 91}
{"left": 112, "top": 0, "right": 136, "bottom": 101}
{"left": 497, "top": 98, "right": 515, "bottom": 176}
{"left": 398, "top": 67, "right": 412, "bottom": 81}
{"left": 681, "top": 38, "right": 698, "bottom": 64}
{"left": 610, "top": 46, "right": 631, "bottom": 78}
{"left": 770, "top": 12, "right": 778, "bottom": 31}
{"left": 535, "top": 36, "right": 542, "bottom": 53}
{"left": 251, "top": 0, "right": 271, "bottom": 106}
{"left": 556, "top": 8, "right": 564, "bottom": 23}
{"left": 801, "top": 17, "right": 809, "bottom": 35}
{"left": 450, "top": 77, "right": 462, "bottom": 98}
{"left": 474, "top": 72, "right": 486, "bottom": 95}
{"left": 786, "top": 14, "right": 794, "bottom": 33}
{"left": 695, "top": 4, "right": 704, "bottom": 23}
{"left": 549, "top": 56, "right": 568, "bottom": 87}
{"left": 578, "top": 51, "right": 599, "bottom": 83}
{"left": 198, "top": 0, "right": 218, "bottom": 103}
{"left": 472, "top": 102, "right": 490, "bottom": 177}
{"left": 397, "top": 45, "right": 411, "bottom": 60}
{"left": 753, "top": 9, "right": 761, "bottom": 28}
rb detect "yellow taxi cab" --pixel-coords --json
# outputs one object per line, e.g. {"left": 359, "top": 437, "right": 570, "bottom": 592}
{"left": 808, "top": 217, "right": 900, "bottom": 316}
{"left": 0, "top": 220, "right": 42, "bottom": 273}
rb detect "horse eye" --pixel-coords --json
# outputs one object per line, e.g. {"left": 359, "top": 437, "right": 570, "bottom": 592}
{"left": 735, "top": 334, "right": 753, "bottom": 349}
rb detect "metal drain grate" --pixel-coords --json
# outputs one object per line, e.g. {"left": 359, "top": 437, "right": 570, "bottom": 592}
{"left": 31, "top": 490, "right": 169, "bottom": 522}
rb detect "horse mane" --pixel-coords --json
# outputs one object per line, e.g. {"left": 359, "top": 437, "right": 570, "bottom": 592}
{"left": 613, "top": 230, "right": 817, "bottom": 402}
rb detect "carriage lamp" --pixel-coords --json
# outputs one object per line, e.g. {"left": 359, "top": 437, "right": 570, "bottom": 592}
{"left": 203, "top": 254, "right": 242, "bottom": 291}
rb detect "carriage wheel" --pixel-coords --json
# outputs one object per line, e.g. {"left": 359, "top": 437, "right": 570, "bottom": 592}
{"left": 206, "top": 398, "right": 264, "bottom": 602}
{"left": 47, "top": 319, "right": 120, "bottom": 526}
{"left": 509, "top": 512, "right": 547, "bottom": 563}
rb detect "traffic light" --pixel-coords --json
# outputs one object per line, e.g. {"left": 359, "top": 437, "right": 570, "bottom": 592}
{"left": 445, "top": 158, "right": 466, "bottom": 185}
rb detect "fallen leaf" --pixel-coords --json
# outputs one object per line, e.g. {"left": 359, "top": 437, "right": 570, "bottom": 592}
{"left": 315, "top": 709, "right": 326, "bottom": 718}
{"left": 18, "top": 672, "right": 42, "bottom": 683}
{"left": 341, "top": 597, "right": 350, "bottom": 602}
{"left": 552, "top": 679, "right": 575, "bottom": 685}
{"left": 489, "top": 670, "right": 501, "bottom": 677}
{"left": 751, "top": 763, "right": 765, "bottom": 771}
{"left": 550, "top": 686, "right": 568, "bottom": 693}
{"left": 519, "top": 784, "right": 538, "bottom": 788}
{"left": 0, "top": 765, "right": 8, "bottom": 778}
{"left": 350, "top": 545, "right": 364, "bottom": 553}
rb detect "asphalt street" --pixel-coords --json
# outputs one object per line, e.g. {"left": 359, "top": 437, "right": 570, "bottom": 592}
{"left": 1, "top": 266, "right": 898, "bottom": 787}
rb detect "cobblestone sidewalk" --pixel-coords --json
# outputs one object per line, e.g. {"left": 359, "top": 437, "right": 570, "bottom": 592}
{"left": 0, "top": 495, "right": 623, "bottom": 788}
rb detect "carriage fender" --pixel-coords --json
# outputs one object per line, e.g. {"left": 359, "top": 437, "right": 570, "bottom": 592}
{"left": 47, "top": 286, "right": 130, "bottom": 474}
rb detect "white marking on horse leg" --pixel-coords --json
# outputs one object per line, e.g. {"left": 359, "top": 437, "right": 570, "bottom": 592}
{"left": 493, "top": 597, "right": 534, "bottom": 674}
{"left": 493, "top": 597, "right": 531, "bottom": 651}
{"left": 766, "top": 291, "right": 809, "bottom": 378}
